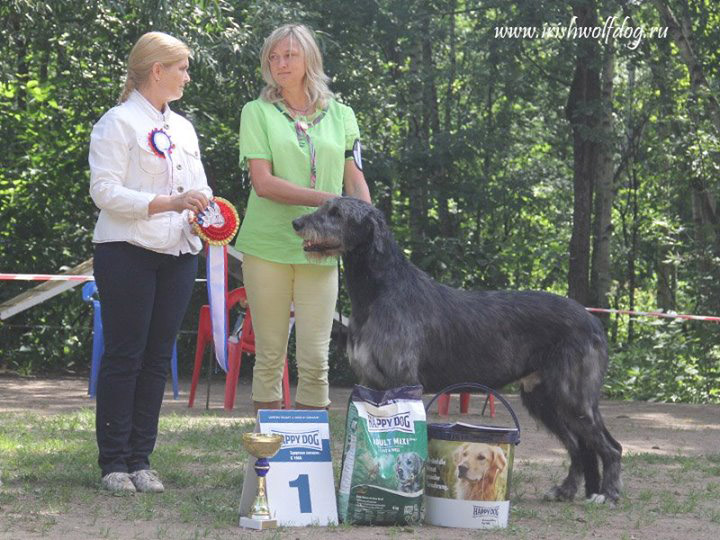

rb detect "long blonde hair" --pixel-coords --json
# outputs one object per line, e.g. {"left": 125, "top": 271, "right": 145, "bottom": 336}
{"left": 259, "top": 24, "right": 333, "bottom": 109}
{"left": 119, "top": 32, "right": 191, "bottom": 103}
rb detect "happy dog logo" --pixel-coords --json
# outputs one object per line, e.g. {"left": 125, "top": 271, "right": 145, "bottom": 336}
{"left": 271, "top": 429, "right": 323, "bottom": 451}
{"left": 366, "top": 412, "right": 415, "bottom": 434}
{"left": 472, "top": 505, "right": 500, "bottom": 518}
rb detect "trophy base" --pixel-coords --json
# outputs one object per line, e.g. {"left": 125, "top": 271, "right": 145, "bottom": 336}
{"left": 240, "top": 517, "right": 277, "bottom": 530}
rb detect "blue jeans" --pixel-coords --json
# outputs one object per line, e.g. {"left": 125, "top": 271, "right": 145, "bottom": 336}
{"left": 93, "top": 242, "right": 197, "bottom": 476}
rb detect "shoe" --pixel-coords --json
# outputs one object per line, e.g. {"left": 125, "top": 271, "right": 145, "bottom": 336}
{"left": 130, "top": 469, "right": 165, "bottom": 493}
{"left": 101, "top": 472, "right": 136, "bottom": 493}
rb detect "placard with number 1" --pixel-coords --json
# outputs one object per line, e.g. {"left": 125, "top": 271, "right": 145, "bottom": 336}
{"left": 239, "top": 410, "right": 338, "bottom": 526}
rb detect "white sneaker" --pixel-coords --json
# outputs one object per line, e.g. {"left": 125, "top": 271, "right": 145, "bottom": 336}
{"left": 101, "top": 472, "right": 136, "bottom": 493}
{"left": 130, "top": 469, "right": 165, "bottom": 493}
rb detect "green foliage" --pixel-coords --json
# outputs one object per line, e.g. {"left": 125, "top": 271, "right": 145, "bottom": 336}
{"left": 607, "top": 319, "right": 720, "bottom": 403}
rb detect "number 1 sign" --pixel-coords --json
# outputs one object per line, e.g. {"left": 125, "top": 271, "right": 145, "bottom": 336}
{"left": 239, "top": 410, "right": 338, "bottom": 527}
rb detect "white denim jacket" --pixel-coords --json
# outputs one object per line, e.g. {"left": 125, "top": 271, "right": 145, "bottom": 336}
{"left": 89, "top": 90, "right": 212, "bottom": 255}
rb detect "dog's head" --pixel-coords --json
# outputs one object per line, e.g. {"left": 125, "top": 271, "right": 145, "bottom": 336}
{"left": 292, "top": 197, "right": 391, "bottom": 260}
{"left": 395, "top": 452, "right": 423, "bottom": 491}
{"left": 453, "top": 442, "right": 507, "bottom": 484}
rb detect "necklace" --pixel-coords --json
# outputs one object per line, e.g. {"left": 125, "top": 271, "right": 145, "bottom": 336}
{"left": 284, "top": 100, "right": 313, "bottom": 116}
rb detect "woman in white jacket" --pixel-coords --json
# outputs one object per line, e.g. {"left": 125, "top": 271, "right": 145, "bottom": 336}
{"left": 89, "top": 32, "right": 211, "bottom": 493}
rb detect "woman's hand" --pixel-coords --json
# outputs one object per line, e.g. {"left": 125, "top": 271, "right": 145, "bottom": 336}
{"left": 248, "top": 159, "right": 338, "bottom": 206}
{"left": 173, "top": 190, "right": 209, "bottom": 214}
{"left": 149, "top": 190, "right": 210, "bottom": 216}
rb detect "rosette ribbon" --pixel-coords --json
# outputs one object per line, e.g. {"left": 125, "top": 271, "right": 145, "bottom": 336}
{"left": 192, "top": 197, "right": 240, "bottom": 372}
{"left": 148, "top": 128, "right": 175, "bottom": 194}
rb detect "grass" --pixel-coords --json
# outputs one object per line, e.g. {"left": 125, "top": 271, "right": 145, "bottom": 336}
{"left": 1, "top": 408, "right": 720, "bottom": 538}
{"left": 0, "top": 408, "right": 257, "bottom": 537}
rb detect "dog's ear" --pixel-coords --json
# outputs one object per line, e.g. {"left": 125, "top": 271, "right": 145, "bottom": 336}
{"left": 359, "top": 208, "right": 390, "bottom": 255}
{"left": 491, "top": 447, "right": 507, "bottom": 472}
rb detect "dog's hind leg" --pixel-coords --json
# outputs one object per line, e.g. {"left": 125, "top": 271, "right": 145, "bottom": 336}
{"left": 579, "top": 438, "right": 601, "bottom": 497}
{"left": 559, "top": 411, "right": 621, "bottom": 503}
{"left": 576, "top": 409, "right": 622, "bottom": 504}
{"left": 547, "top": 340, "right": 622, "bottom": 504}
{"left": 520, "top": 384, "right": 585, "bottom": 501}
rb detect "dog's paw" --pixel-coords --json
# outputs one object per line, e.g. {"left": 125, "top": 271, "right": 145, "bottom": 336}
{"left": 543, "top": 486, "right": 575, "bottom": 502}
{"left": 586, "top": 493, "right": 617, "bottom": 506}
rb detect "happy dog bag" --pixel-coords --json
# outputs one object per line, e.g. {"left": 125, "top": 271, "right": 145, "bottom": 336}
{"left": 337, "top": 385, "right": 427, "bottom": 524}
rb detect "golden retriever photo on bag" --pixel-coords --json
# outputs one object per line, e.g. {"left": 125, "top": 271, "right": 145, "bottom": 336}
{"left": 453, "top": 442, "right": 508, "bottom": 501}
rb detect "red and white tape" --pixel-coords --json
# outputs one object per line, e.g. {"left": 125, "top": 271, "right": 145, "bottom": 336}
{"left": 0, "top": 273, "right": 206, "bottom": 283}
{"left": 0, "top": 273, "right": 93, "bottom": 281}
{"left": 1, "top": 273, "right": 718, "bottom": 323}
{"left": 586, "top": 307, "right": 720, "bottom": 323}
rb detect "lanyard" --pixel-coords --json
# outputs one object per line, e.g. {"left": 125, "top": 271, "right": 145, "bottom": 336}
{"left": 274, "top": 104, "right": 327, "bottom": 189}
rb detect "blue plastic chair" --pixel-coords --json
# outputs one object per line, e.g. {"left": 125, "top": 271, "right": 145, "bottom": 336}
{"left": 82, "top": 281, "right": 179, "bottom": 399}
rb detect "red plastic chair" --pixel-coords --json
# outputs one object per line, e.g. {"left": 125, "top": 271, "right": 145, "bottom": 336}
{"left": 187, "top": 287, "right": 291, "bottom": 411}
{"left": 437, "top": 391, "right": 495, "bottom": 417}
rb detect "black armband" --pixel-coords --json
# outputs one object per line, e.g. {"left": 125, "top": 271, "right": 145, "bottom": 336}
{"left": 345, "top": 139, "right": 363, "bottom": 171}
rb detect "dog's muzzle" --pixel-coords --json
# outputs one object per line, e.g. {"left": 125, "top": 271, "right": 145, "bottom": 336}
{"left": 292, "top": 216, "right": 341, "bottom": 254}
{"left": 457, "top": 464, "right": 468, "bottom": 479}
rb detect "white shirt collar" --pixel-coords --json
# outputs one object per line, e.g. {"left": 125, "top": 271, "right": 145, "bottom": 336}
{"left": 128, "top": 89, "right": 172, "bottom": 123}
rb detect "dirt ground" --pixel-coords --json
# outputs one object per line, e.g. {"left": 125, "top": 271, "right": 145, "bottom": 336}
{"left": 1, "top": 375, "right": 720, "bottom": 539}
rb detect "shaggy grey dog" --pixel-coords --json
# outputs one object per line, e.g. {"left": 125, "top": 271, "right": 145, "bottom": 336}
{"left": 292, "top": 197, "right": 622, "bottom": 504}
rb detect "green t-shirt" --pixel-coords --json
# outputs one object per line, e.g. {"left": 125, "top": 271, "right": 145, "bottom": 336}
{"left": 236, "top": 97, "right": 359, "bottom": 265}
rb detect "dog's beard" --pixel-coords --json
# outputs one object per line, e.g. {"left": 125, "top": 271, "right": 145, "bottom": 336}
{"left": 299, "top": 233, "right": 343, "bottom": 260}
{"left": 304, "top": 248, "right": 341, "bottom": 261}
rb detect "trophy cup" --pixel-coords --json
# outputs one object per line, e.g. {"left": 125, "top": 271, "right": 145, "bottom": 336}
{"left": 240, "top": 433, "right": 284, "bottom": 530}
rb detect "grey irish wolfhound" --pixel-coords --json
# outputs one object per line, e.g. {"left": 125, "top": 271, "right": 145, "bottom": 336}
{"left": 292, "top": 197, "right": 622, "bottom": 504}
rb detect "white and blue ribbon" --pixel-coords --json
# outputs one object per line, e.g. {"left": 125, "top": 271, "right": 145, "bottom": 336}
{"left": 149, "top": 128, "right": 175, "bottom": 194}
{"left": 206, "top": 244, "right": 228, "bottom": 372}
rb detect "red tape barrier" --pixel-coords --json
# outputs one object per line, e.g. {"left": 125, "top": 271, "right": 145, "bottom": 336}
{"left": 0, "top": 273, "right": 93, "bottom": 281}
{"left": 586, "top": 307, "right": 720, "bottom": 323}
{"left": 1, "top": 274, "right": 718, "bottom": 323}
{"left": 0, "top": 274, "right": 206, "bottom": 283}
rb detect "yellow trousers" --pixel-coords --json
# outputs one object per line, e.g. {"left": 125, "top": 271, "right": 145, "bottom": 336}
{"left": 242, "top": 253, "right": 338, "bottom": 407}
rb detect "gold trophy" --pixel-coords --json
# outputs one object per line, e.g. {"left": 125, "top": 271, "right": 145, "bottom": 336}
{"left": 240, "top": 433, "right": 284, "bottom": 530}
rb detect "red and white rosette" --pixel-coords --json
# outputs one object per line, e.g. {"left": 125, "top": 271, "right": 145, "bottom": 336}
{"left": 191, "top": 196, "right": 240, "bottom": 246}
{"left": 191, "top": 197, "right": 240, "bottom": 373}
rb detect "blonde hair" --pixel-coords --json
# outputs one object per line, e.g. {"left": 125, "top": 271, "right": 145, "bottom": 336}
{"left": 259, "top": 24, "right": 333, "bottom": 109}
{"left": 118, "top": 32, "right": 191, "bottom": 103}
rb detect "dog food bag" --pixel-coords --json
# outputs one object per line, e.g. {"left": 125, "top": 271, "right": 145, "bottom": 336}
{"left": 338, "top": 385, "right": 427, "bottom": 525}
{"left": 425, "top": 421, "right": 519, "bottom": 529}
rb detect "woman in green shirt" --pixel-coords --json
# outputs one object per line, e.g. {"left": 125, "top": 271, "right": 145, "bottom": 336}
{"left": 237, "top": 23, "right": 371, "bottom": 411}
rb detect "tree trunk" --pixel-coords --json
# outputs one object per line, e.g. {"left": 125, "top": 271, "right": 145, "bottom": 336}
{"left": 421, "top": 16, "right": 454, "bottom": 239}
{"left": 407, "top": 34, "right": 427, "bottom": 262}
{"left": 566, "top": 1, "right": 602, "bottom": 306}
{"left": 628, "top": 168, "right": 639, "bottom": 343}
{"left": 445, "top": 0, "right": 457, "bottom": 134}
{"left": 656, "top": 256, "right": 676, "bottom": 311}
{"left": 590, "top": 41, "right": 615, "bottom": 320}
{"left": 10, "top": 13, "right": 28, "bottom": 110}
{"left": 437, "top": 2, "right": 457, "bottom": 238}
